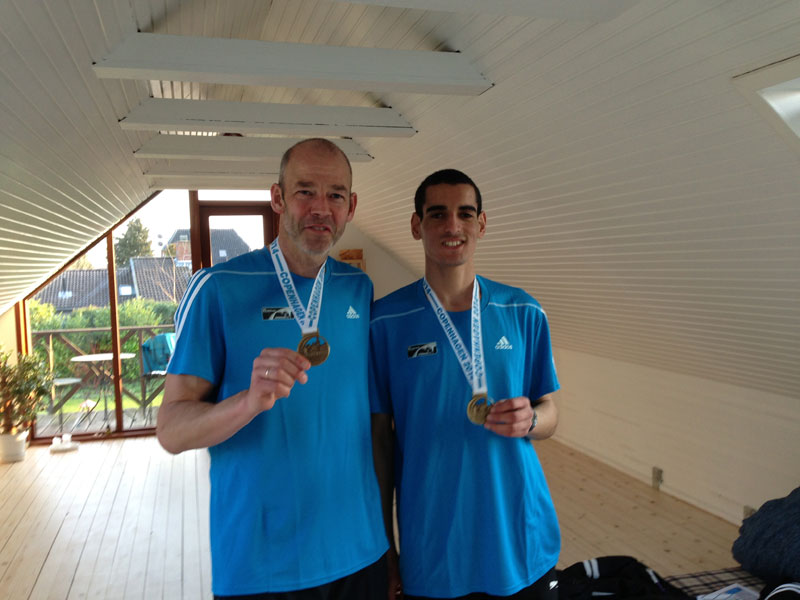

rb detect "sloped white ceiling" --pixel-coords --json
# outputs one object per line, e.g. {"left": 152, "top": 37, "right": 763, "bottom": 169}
{"left": 0, "top": 0, "right": 799, "bottom": 397}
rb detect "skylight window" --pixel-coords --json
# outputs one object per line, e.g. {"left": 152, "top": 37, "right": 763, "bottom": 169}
{"left": 758, "top": 78, "right": 800, "bottom": 138}
{"left": 734, "top": 54, "right": 800, "bottom": 157}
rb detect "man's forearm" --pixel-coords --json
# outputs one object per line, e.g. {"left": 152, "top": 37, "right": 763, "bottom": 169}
{"left": 156, "top": 376, "right": 255, "bottom": 454}
{"left": 526, "top": 393, "right": 558, "bottom": 441}
{"left": 158, "top": 350, "right": 312, "bottom": 454}
{"left": 371, "top": 413, "right": 396, "bottom": 551}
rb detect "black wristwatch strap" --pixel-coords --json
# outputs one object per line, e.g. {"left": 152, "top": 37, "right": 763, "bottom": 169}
{"left": 528, "top": 409, "right": 538, "bottom": 433}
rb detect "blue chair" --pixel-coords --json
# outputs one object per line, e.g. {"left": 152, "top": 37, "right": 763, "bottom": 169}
{"left": 137, "top": 332, "right": 175, "bottom": 426}
{"left": 142, "top": 332, "right": 175, "bottom": 375}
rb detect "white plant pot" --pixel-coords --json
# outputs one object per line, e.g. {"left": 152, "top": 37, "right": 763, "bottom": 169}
{"left": 0, "top": 429, "right": 29, "bottom": 463}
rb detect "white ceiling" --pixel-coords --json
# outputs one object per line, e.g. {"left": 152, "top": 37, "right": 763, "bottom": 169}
{"left": 1, "top": 0, "right": 799, "bottom": 397}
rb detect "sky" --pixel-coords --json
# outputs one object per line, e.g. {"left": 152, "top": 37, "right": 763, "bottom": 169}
{"left": 87, "top": 189, "right": 270, "bottom": 267}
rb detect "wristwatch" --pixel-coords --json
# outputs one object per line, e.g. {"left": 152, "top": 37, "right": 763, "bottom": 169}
{"left": 529, "top": 409, "right": 538, "bottom": 433}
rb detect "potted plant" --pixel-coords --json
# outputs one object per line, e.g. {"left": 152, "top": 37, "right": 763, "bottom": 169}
{"left": 0, "top": 349, "right": 53, "bottom": 462}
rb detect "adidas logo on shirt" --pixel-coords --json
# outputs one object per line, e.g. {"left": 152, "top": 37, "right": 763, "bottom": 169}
{"left": 346, "top": 306, "right": 360, "bottom": 319}
{"left": 495, "top": 336, "right": 513, "bottom": 350}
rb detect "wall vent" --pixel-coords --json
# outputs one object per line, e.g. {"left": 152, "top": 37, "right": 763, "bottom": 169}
{"left": 652, "top": 466, "right": 664, "bottom": 490}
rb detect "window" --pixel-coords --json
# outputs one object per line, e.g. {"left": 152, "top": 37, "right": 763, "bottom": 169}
{"left": 734, "top": 54, "right": 800, "bottom": 158}
{"left": 28, "top": 191, "right": 191, "bottom": 438}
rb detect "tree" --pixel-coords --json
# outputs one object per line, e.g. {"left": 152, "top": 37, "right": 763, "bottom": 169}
{"left": 161, "top": 242, "right": 177, "bottom": 258}
{"left": 114, "top": 218, "right": 152, "bottom": 268}
{"left": 68, "top": 255, "right": 93, "bottom": 270}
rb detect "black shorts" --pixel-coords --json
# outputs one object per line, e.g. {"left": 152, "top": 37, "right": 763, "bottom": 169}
{"left": 405, "top": 567, "right": 559, "bottom": 600}
{"left": 213, "top": 553, "right": 388, "bottom": 600}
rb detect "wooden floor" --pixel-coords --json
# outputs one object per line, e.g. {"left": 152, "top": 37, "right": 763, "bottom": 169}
{"left": 0, "top": 437, "right": 210, "bottom": 600}
{"left": 0, "top": 437, "right": 740, "bottom": 599}
{"left": 537, "top": 441, "right": 740, "bottom": 574}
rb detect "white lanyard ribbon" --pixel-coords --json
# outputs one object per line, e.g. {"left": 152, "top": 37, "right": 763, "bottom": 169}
{"left": 422, "top": 277, "right": 487, "bottom": 396}
{"left": 269, "top": 238, "right": 326, "bottom": 335}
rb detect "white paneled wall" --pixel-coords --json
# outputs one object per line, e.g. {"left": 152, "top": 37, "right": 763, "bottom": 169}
{"left": 553, "top": 347, "right": 799, "bottom": 525}
{"left": 332, "top": 223, "right": 417, "bottom": 300}
{"left": 0, "top": 307, "right": 18, "bottom": 355}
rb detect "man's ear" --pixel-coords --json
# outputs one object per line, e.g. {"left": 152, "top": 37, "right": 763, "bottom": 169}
{"left": 270, "top": 183, "right": 285, "bottom": 214}
{"left": 478, "top": 210, "right": 487, "bottom": 238}
{"left": 411, "top": 212, "right": 422, "bottom": 240}
{"left": 346, "top": 192, "right": 358, "bottom": 222}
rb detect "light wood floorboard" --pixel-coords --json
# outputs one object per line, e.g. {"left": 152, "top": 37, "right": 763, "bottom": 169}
{"left": 0, "top": 437, "right": 739, "bottom": 599}
{"left": 536, "top": 440, "right": 740, "bottom": 575}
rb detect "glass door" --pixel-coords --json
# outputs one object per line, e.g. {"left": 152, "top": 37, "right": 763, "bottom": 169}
{"left": 196, "top": 199, "right": 276, "bottom": 269}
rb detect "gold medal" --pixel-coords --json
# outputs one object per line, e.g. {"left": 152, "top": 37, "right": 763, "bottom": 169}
{"left": 467, "top": 393, "right": 491, "bottom": 425}
{"left": 297, "top": 331, "right": 330, "bottom": 366}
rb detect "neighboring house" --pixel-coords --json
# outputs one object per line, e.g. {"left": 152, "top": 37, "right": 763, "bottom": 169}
{"left": 34, "top": 259, "right": 190, "bottom": 312}
{"left": 34, "top": 229, "right": 245, "bottom": 312}
{"left": 35, "top": 268, "right": 122, "bottom": 312}
{"left": 129, "top": 257, "right": 191, "bottom": 304}
{"left": 168, "top": 229, "right": 250, "bottom": 264}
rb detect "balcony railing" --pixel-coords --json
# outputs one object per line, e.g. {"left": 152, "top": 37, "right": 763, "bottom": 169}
{"left": 31, "top": 324, "right": 174, "bottom": 438}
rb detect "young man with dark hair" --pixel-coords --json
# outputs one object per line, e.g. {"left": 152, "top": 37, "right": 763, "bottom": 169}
{"left": 371, "top": 169, "right": 561, "bottom": 600}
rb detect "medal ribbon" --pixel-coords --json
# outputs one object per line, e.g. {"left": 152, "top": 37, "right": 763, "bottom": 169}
{"left": 269, "top": 238, "right": 326, "bottom": 335}
{"left": 422, "top": 277, "right": 487, "bottom": 396}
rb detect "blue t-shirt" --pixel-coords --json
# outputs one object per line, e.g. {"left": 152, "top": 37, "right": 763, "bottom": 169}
{"left": 370, "top": 276, "right": 560, "bottom": 598}
{"left": 169, "top": 248, "right": 387, "bottom": 595}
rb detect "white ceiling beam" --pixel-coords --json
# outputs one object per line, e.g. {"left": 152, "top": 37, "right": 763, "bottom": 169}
{"left": 144, "top": 160, "right": 279, "bottom": 176}
{"left": 145, "top": 161, "right": 277, "bottom": 190}
{"left": 324, "top": 0, "right": 638, "bottom": 21}
{"left": 94, "top": 33, "right": 492, "bottom": 95}
{"left": 120, "top": 98, "right": 416, "bottom": 137}
{"left": 148, "top": 175, "right": 274, "bottom": 191}
{"left": 135, "top": 135, "right": 373, "bottom": 162}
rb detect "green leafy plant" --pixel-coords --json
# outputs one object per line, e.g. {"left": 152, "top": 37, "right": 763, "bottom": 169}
{"left": 114, "top": 218, "right": 153, "bottom": 268}
{"left": 0, "top": 350, "right": 53, "bottom": 434}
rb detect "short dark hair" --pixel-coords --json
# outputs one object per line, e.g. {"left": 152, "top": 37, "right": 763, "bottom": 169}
{"left": 414, "top": 169, "right": 482, "bottom": 217}
{"left": 278, "top": 138, "right": 353, "bottom": 190}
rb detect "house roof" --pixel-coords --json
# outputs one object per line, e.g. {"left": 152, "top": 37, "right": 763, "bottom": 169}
{"left": 33, "top": 259, "right": 190, "bottom": 311}
{"left": 129, "top": 257, "right": 192, "bottom": 304}
{"left": 34, "top": 269, "right": 114, "bottom": 312}
{"left": 167, "top": 229, "right": 250, "bottom": 262}
{"left": 2, "top": 1, "right": 800, "bottom": 398}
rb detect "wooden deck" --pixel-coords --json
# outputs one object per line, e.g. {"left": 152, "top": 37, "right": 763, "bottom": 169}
{"left": 34, "top": 408, "right": 157, "bottom": 438}
{"left": 0, "top": 437, "right": 740, "bottom": 599}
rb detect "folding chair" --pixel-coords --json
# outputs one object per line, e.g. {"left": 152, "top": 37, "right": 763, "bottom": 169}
{"left": 139, "top": 332, "right": 175, "bottom": 425}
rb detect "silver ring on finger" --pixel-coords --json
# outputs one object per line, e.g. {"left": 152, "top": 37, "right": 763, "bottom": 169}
{"left": 264, "top": 368, "right": 270, "bottom": 378}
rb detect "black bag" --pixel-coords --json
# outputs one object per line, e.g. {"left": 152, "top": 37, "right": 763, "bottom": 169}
{"left": 559, "top": 556, "right": 691, "bottom": 600}
{"left": 761, "top": 583, "right": 800, "bottom": 600}
{"left": 733, "top": 487, "right": 800, "bottom": 582}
